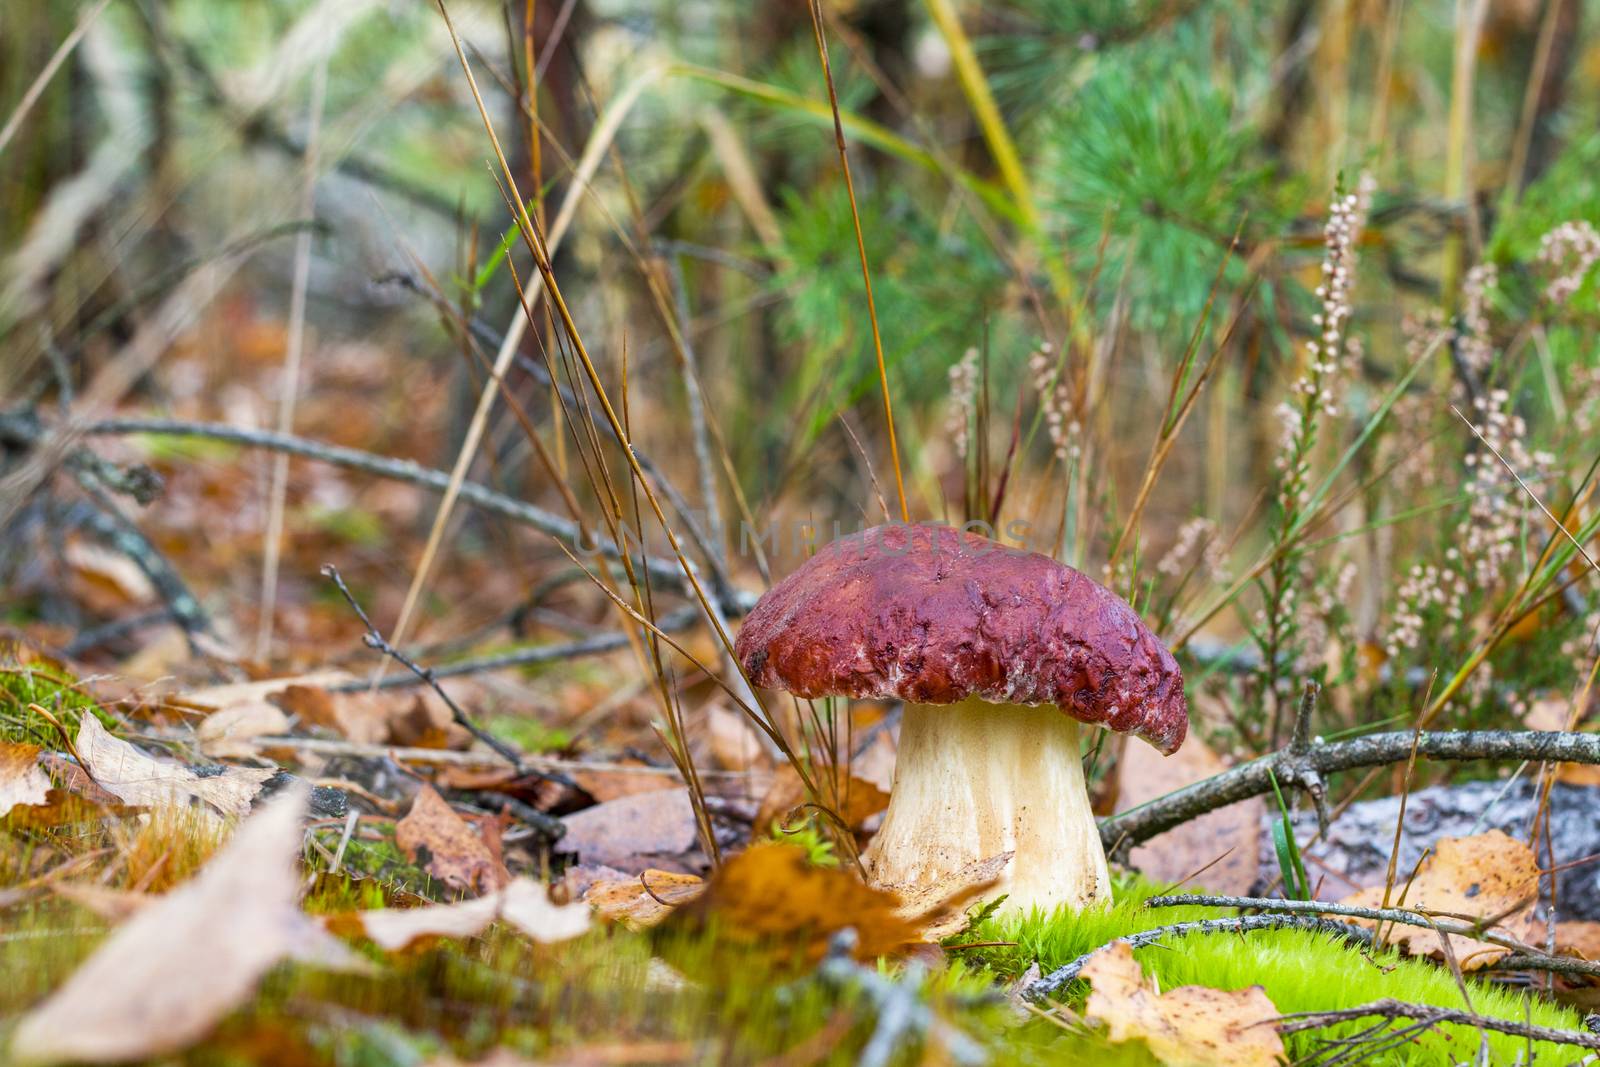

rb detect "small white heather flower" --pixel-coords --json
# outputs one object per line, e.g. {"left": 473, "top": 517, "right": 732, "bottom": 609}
{"left": 1157, "top": 517, "right": 1214, "bottom": 577}
{"left": 946, "top": 347, "right": 979, "bottom": 459}
{"left": 1276, "top": 174, "right": 1373, "bottom": 479}
{"left": 1458, "top": 264, "right": 1498, "bottom": 373}
{"left": 1538, "top": 220, "right": 1600, "bottom": 305}
{"left": 1458, "top": 389, "right": 1548, "bottom": 591}
{"left": 1029, "top": 342, "right": 1078, "bottom": 461}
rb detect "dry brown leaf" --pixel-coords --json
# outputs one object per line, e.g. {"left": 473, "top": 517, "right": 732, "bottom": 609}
{"left": 584, "top": 870, "right": 706, "bottom": 929}
{"left": 498, "top": 878, "right": 593, "bottom": 943}
{"left": 1082, "top": 942, "right": 1285, "bottom": 1067}
{"left": 564, "top": 761, "right": 680, "bottom": 803}
{"left": 0, "top": 742, "right": 51, "bottom": 817}
{"left": 196, "top": 701, "right": 291, "bottom": 759}
{"left": 63, "top": 538, "right": 156, "bottom": 611}
{"left": 850, "top": 728, "right": 897, "bottom": 793}
{"left": 76, "top": 715, "right": 274, "bottom": 818}
{"left": 559, "top": 788, "right": 702, "bottom": 872}
{"left": 663, "top": 842, "right": 921, "bottom": 969}
{"left": 180, "top": 671, "right": 357, "bottom": 713}
{"left": 755, "top": 763, "right": 890, "bottom": 837}
{"left": 389, "top": 694, "right": 467, "bottom": 749}
{"left": 706, "top": 701, "right": 771, "bottom": 772}
{"left": 1339, "top": 830, "right": 1541, "bottom": 969}
{"left": 1556, "top": 920, "right": 1600, "bottom": 960}
{"left": 275, "top": 684, "right": 392, "bottom": 745}
{"left": 341, "top": 878, "right": 589, "bottom": 951}
{"left": 396, "top": 784, "right": 510, "bottom": 895}
{"left": 8, "top": 787, "right": 356, "bottom": 1065}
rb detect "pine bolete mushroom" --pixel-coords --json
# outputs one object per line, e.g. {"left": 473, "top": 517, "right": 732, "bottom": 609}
{"left": 734, "top": 522, "right": 1187, "bottom": 916}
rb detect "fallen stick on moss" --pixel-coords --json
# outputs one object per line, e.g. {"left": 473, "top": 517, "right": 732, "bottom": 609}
{"left": 1099, "top": 730, "right": 1600, "bottom": 856}
{"left": 1023, "top": 915, "right": 1373, "bottom": 1003}
{"left": 1273, "top": 997, "right": 1600, "bottom": 1054}
{"left": 1146, "top": 894, "right": 1600, "bottom": 980}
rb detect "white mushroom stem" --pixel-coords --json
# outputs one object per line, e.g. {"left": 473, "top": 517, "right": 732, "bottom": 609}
{"left": 865, "top": 698, "right": 1112, "bottom": 916}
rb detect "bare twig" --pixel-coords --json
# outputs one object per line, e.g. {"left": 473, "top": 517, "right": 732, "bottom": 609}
{"left": 320, "top": 564, "right": 573, "bottom": 789}
{"left": 329, "top": 605, "right": 704, "bottom": 691}
{"left": 1024, "top": 915, "right": 1373, "bottom": 1002}
{"left": 1144, "top": 894, "right": 1600, "bottom": 978}
{"left": 1100, "top": 730, "right": 1600, "bottom": 857}
{"left": 1274, "top": 998, "right": 1600, "bottom": 1053}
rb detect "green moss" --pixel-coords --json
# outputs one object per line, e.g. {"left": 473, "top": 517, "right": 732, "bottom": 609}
{"left": 0, "top": 646, "right": 116, "bottom": 748}
{"left": 487, "top": 716, "right": 571, "bottom": 754}
{"left": 964, "top": 881, "right": 1585, "bottom": 1066}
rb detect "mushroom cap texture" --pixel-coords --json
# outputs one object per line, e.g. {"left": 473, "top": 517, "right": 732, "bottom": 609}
{"left": 734, "top": 522, "right": 1188, "bottom": 754}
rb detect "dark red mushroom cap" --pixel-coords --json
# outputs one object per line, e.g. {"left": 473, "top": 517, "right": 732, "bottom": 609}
{"left": 734, "top": 522, "right": 1188, "bottom": 754}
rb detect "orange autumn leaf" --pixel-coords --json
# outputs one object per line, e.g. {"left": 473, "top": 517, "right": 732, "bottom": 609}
{"left": 0, "top": 742, "right": 50, "bottom": 818}
{"left": 1339, "top": 830, "right": 1540, "bottom": 969}
{"left": 657, "top": 842, "right": 1005, "bottom": 973}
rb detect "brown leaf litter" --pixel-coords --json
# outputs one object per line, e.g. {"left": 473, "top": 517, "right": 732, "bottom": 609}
{"left": 1082, "top": 941, "right": 1285, "bottom": 1067}
{"left": 396, "top": 783, "right": 511, "bottom": 895}
{"left": 8, "top": 787, "right": 358, "bottom": 1065}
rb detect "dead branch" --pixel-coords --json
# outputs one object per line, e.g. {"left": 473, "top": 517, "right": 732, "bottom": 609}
{"left": 321, "top": 563, "right": 573, "bottom": 790}
{"left": 8, "top": 411, "right": 753, "bottom": 613}
{"left": 1099, "top": 729, "right": 1600, "bottom": 858}
{"left": 1273, "top": 997, "right": 1600, "bottom": 1053}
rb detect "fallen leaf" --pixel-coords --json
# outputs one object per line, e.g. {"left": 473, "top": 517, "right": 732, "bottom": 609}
{"left": 706, "top": 701, "right": 771, "bottom": 772}
{"left": 1082, "top": 941, "right": 1285, "bottom": 1067}
{"left": 662, "top": 842, "right": 921, "bottom": 970}
{"left": 396, "top": 784, "right": 510, "bottom": 895}
{"left": 1339, "top": 830, "right": 1541, "bottom": 969}
{"left": 196, "top": 701, "right": 291, "bottom": 759}
{"left": 1115, "top": 708, "right": 1261, "bottom": 895}
{"left": 755, "top": 762, "right": 889, "bottom": 837}
{"left": 498, "top": 878, "right": 593, "bottom": 943}
{"left": 341, "top": 877, "right": 589, "bottom": 951}
{"left": 274, "top": 684, "right": 391, "bottom": 745}
{"left": 584, "top": 870, "right": 706, "bottom": 929}
{"left": 559, "top": 788, "right": 702, "bottom": 872}
{"left": 8, "top": 787, "right": 356, "bottom": 1065}
{"left": 565, "top": 761, "right": 679, "bottom": 803}
{"left": 179, "top": 670, "right": 357, "bottom": 713}
{"left": 389, "top": 693, "right": 467, "bottom": 749}
{"left": 63, "top": 538, "right": 156, "bottom": 611}
{"left": 849, "top": 727, "right": 897, "bottom": 793}
{"left": 1556, "top": 920, "right": 1600, "bottom": 960}
{"left": 0, "top": 742, "right": 51, "bottom": 817}
{"left": 76, "top": 715, "right": 274, "bottom": 818}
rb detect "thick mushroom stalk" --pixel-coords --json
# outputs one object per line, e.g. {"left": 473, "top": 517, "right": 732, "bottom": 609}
{"left": 867, "top": 699, "right": 1110, "bottom": 915}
